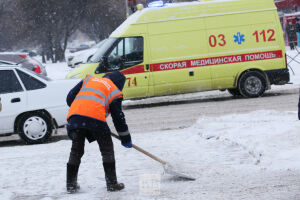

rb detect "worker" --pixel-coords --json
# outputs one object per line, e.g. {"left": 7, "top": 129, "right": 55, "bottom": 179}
{"left": 286, "top": 20, "right": 296, "bottom": 50}
{"left": 65, "top": 71, "right": 132, "bottom": 193}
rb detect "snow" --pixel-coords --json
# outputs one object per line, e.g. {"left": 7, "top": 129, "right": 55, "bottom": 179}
{"left": 2, "top": 47, "right": 299, "bottom": 199}
{"left": 192, "top": 110, "right": 300, "bottom": 170}
{"left": 1, "top": 110, "right": 300, "bottom": 199}
{"left": 285, "top": 48, "right": 300, "bottom": 85}
{"left": 284, "top": 11, "right": 300, "bottom": 17}
{"left": 44, "top": 62, "right": 72, "bottom": 80}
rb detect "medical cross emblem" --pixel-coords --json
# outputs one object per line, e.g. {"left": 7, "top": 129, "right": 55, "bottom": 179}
{"left": 234, "top": 32, "right": 245, "bottom": 45}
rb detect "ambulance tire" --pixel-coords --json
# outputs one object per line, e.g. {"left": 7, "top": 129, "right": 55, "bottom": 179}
{"left": 228, "top": 88, "right": 242, "bottom": 97}
{"left": 238, "top": 71, "right": 266, "bottom": 98}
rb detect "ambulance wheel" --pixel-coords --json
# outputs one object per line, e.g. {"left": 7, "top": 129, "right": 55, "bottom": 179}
{"left": 228, "top": 88, "right": 242, "bottom": 97}
{"left": 238, "top": 71, "right": 266, "bottom": 98}
{"left": 16, "top": 112, "right": 52, "bottom": 144}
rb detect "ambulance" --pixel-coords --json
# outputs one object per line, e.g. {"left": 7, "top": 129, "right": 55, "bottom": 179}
{"left": 66, "top": 0, "right": 290, "bottom": 99}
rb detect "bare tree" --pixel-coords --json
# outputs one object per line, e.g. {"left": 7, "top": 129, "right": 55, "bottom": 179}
{"left": 18, "top": 0, "right": 87, "bottom": 62}
{"left": 82, "top": 0, "right": 125, "bottom": 41}
{"left": 0, "top": 0, "right": 127, "bottom": 61}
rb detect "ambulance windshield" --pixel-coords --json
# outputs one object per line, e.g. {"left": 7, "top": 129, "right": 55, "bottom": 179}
{"left": 95, "top": 36, "right": 144, "bottom": 73}
{"left": 90, "top": 38, "right": 118, "bottom": 63}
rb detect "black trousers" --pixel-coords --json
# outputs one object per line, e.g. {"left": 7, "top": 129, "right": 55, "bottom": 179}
{"left": 67, "top": 129, "right": 115, "bottom": 166}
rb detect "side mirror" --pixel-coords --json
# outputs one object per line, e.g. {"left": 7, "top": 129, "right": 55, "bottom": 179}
{"left": 95, "top": 57, "right": 108, "bottom": 74}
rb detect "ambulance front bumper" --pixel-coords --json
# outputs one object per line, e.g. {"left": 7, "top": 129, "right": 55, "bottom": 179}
{"left": 265, "top": 68, "right": 290, "bottom": 85}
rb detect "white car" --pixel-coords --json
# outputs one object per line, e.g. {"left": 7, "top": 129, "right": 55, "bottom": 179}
{"left": 0, "top": 65, "right": 80, "bottom": 144}
{"left": 67, "top": 40, "right": 107, "bottom": 68}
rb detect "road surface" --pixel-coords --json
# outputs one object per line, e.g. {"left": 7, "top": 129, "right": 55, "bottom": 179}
{"left": 0, "top": 88, "right": 298, "bottom": 146}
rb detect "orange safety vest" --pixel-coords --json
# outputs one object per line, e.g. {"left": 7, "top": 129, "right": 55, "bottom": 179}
{"left": 67, "top": 75, "right": 123, "bottom": 122}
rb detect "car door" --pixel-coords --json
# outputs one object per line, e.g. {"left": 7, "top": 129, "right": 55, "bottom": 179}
{"left": 0, "top": 69, "right": 27, "bottom": 134}
{"left": 15, "top": 69, "right": 47, "bottom": 110}
{"left": 101, "top": 36, "right": 150, "bottom": 99}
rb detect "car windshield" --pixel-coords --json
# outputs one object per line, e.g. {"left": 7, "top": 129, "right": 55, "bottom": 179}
{"left": 21, "top": 67, "right": 52, "bottom": 81}
{"left": 89, "top": 38, "right": 118, "bottom": 63}
{"left": 93, "top": 39, "right": 107, "bottom": 48}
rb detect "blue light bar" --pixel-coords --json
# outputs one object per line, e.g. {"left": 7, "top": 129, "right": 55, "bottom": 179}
{"left": 148, "top": 1, "right": 164, "bottom": 8}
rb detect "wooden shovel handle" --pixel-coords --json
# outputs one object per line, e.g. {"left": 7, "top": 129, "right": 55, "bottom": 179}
{"left": 111, "top": 132, "right": 167, "bottom": 165}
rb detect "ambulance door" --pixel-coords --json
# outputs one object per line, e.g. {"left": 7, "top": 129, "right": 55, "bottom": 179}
{"left": 149, "top": 33, "right": 190, "bottom": 96}
{"left": 104, "top": 36, "right": 149, "bottom": 99}
{"left": 149, "top": 29, "right": 211, "bottom": 96}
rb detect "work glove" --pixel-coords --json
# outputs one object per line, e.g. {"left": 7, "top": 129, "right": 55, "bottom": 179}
{"left": 120, "top": 133, "right": 132, "bottom": 148}
{"left": 121, "top": 140, "right": 132, "bottom": 148}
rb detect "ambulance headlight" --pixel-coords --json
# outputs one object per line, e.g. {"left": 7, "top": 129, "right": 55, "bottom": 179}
{"left": 71, "top": 73, "right": 81, "bottom": 79}
{"left": 148, "top": 1, "right": 164, "bottom": 8}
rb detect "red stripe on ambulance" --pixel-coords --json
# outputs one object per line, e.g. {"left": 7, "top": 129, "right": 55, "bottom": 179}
{"left": 151, "top": 50, "right": 283, "bottom": 72}
{"left": 121, "top": 65, "right": 145, "bottom": 75}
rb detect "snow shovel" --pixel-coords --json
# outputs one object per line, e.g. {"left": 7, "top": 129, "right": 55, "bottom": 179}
{"left": 111, "top": 132, "right": 195, "bottom": 181}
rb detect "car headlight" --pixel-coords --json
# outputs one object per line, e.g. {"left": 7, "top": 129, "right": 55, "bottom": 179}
{"left": 68, "top": 56, "right": 74, "bottom": 61}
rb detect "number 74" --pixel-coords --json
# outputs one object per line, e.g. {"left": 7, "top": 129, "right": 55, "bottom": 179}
{"left": 126, "top": 77, "right": 137, "bottom": 87}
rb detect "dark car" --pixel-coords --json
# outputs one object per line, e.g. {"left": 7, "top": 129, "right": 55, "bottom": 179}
{"left": 20, "top": 49, "right": 38, "bottom": 57}
{"left": 0, "top": 52, "right": 47, "bottom": 76}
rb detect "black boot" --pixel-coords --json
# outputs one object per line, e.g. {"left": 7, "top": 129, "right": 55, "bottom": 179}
{"left": 66, "top": 163, "right": 80, "bottom": 193}
{"left": 103, "top": 162, "right": 125, "bottom": 192}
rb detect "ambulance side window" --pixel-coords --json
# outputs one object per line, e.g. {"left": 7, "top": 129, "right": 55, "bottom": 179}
{"left": 105, "top": 37, "right": 143, "bottom": 72}
{"left": 124, "top": 37, "right": 143, "bottom": 68}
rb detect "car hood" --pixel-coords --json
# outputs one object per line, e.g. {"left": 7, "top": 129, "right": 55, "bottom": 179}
{"left": 46, "top": 79, "right": 80, "bottom": 104}
{"left": 72, "top": 48, "right": 98, "bottom": 63}
{"left": 68, "top": 47, "right": 96, "bottom": 57}
{"left": 47, "top": 79, "right": 81, "bottom": 90}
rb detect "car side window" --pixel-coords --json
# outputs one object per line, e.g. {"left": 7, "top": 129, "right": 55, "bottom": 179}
{"left": 105, "top": 37, "right": 144, "bottom": 72}
{"left": 0, "top": 70, "right": 23, "bottom": 94}
{"left": 16, "top": 69, "right": 46, "bottom": 90}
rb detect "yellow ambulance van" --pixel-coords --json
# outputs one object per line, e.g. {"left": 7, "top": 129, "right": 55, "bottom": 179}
{"left": 66, "top": 0, "right": 289, "bottom": 99}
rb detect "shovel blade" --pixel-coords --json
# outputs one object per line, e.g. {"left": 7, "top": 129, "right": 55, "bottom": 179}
{"left": 163, "top": 164, "right": 196, "bottom": 181}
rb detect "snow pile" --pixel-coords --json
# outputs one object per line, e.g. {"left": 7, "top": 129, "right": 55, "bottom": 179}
{"left": 190, "top": 110, "right": 300, "bottom": 170}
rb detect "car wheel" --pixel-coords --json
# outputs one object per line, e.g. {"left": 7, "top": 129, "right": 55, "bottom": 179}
{"left": 227, "top": 88, "right": 242, "bottom": 97}
{"left": 238, "top": 71, "right": 266, "bottom": 98}
{"left": 17, "top": 112, "right": 52, "bottom": 144}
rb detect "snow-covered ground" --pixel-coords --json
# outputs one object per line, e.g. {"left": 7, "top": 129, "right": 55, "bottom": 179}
{"left": 1, "top": 110, "right": 300, "bottom": 199}
{"left": 1, "top": 49, "right": 300, "bottom": 199}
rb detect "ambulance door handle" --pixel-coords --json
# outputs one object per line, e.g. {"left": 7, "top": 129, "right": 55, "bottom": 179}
{"left": 145, "top": 64, "right": 150, "bottom": 71}
{"left": 189, "top": 69, "right": 194, "bottom": 76}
